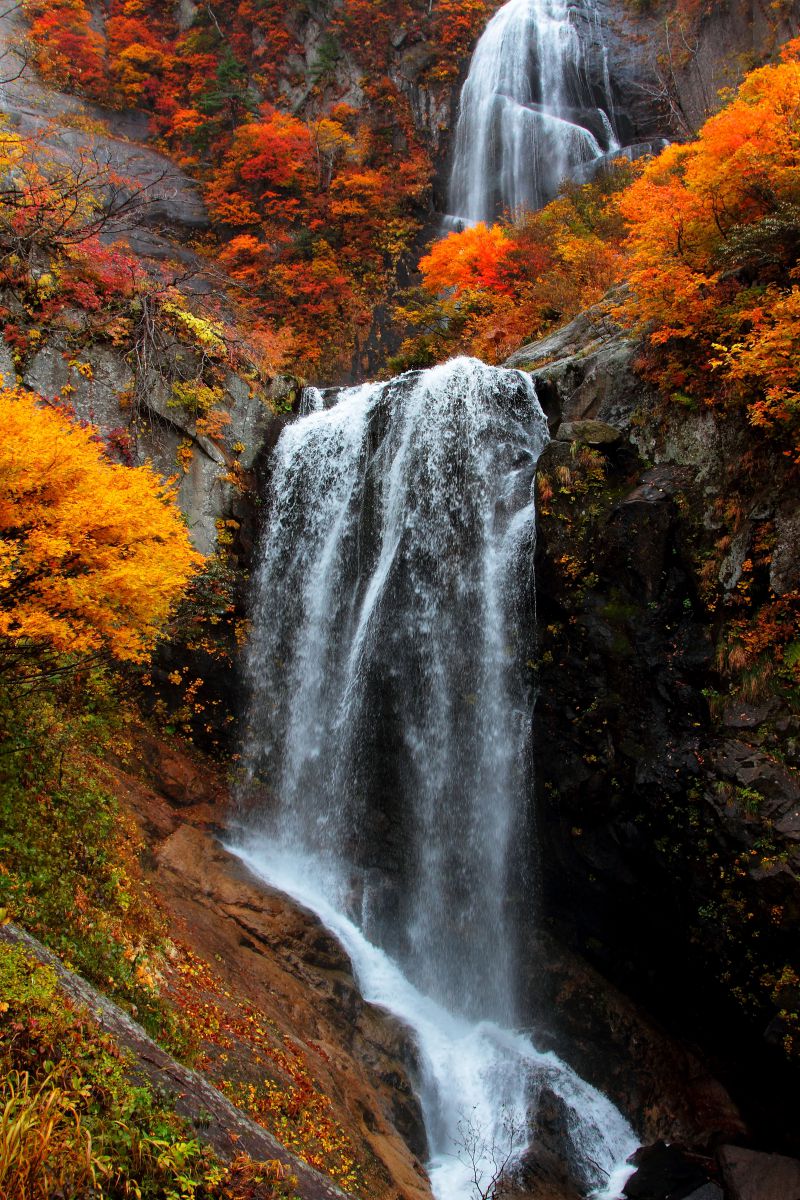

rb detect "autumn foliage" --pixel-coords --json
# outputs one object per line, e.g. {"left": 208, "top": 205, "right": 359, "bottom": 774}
{"left": 24, "top": 0, "right": 106, "bottom": 97}
{"left": 20, "top": 0, "right": 492, "bottom": 379}
{"left": 394, "top": 170, "right": 630, "bottom": 367}
{"left": 201, "top": 83, "right": 430, "bottom": 375}
{"left": 0, "top": 387, "right": 201, "bottom": 667}
{"left": 618, "top": 38, "right": 800, "bottom": 461}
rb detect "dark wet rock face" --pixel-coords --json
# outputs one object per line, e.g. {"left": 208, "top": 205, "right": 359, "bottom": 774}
{"left": 622, "top": 1142, "right": 800, "bottom": 1200}
{"left": 506, "top": 313, "right": 800, "bottom": 1156}
{"left": 522, "top": 932, "right": 745, "bottom": 1150}
{"left": 556, "top": 419, "right": 622, "bottom": 446}
{"left": 518, "top": 1088, "right": 587, "bottom": 1200}
{"left": 623, "top": 1143, "right": 720, "bottom": 1200}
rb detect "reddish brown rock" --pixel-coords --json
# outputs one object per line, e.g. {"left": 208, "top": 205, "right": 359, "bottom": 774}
{"left": 719, "top": 1146, "right": 800, "bottom": 1200}
{"left": 136, "top": 730, "right": 227, "bottom": 810}
{"left": 112, "top": 727, "right": 431, "bottom": 1200}
{"left": 525, "top": 933, "right": 746, "bottom": 1150}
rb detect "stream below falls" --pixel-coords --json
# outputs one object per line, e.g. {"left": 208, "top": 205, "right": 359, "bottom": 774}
{"left": 232, "top": 841, "right": 638, "bottom": 1200}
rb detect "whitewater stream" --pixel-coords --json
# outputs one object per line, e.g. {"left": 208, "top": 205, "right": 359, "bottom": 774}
{"left": 235, "top": 359, "right": 638, "bottom": 1198}
{"left": 448, "top": 0, "right": 620, "bottom": 225}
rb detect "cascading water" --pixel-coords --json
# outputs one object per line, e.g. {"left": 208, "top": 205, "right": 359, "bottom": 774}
{"left": 235, "top": 357, "right": 638, "bottom": 1198}
{"left": 448, "top": 0, "right": 620, "bottom": 225}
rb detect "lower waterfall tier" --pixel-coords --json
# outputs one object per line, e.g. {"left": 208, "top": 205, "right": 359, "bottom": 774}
{"left": 232, "top": 838, "right": 638, "bottom": 1200}
{"left": 240, "top": 356, "right": 639, "bottom": 1196}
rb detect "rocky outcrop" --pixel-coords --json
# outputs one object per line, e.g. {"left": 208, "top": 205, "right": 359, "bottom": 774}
{"left": 596, "top": 0, "right": 799, "bottom": 142}
{"left": 506, "top": 308, "right": 646, "bottom": 434}
{"left": 0, "top": 923, "right": 351, "bottom": 1200}
{"left": 659, "top": 0, "right": 798, "bottom": 135}
{"left": 12, "top": 334, "right": 292, "bottom": 555}
{"left": 111, "top": 729, "right": 431, "bottom": 1200}
{"left": 507, "top": 313, "right": 800, "bottom": 1156}
{"left": 719, "top": 1146, "right": 800, "bottom": 1200}
{"left": 623, "top": 1143, "right": 723, "bottom": 1200}
{"left": 621, "top": 1141, "right": 800, "bottom": 1200}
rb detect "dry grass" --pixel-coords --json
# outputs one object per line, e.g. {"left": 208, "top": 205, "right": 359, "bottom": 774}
{"left": 0, "top": 1069, "right": 98, "bottom": 1200}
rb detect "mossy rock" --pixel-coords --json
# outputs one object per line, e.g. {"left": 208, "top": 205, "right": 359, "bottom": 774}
{"left": 555, "top": 419, "right": 622, "bottom": 446}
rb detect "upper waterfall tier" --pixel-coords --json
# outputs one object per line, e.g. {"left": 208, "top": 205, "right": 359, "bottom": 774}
{"left": 448, "top": 0, "right": 620, "bottom": 225}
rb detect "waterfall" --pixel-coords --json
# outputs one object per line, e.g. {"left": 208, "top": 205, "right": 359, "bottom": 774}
{"left": 299, "top": 385, "right": 325, "bottom": 415}
{"left": 236, "top": 357, "right": 637, "bottom": 1199}
{"left": 448, "top": 0, "right": 620, "bottom": 226}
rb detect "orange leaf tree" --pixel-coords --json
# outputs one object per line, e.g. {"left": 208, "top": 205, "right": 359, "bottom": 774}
{"left": 418, "top": 222, "right": 516, "bottom": 297}
{"left": 25, "top": 0, "right": 107, "bottom": 98}
{"left": 618, "top": 38, "right": 800, "bottom": 458}
{"left": 0, "top": 387, "right": 202, "bottom": 673}
{"left": 394, "top": 171, "right": 629, "bottom": 369}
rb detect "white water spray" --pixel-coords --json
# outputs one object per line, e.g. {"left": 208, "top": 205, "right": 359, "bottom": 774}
{"left": 232, "top": 841, "right": 637, "bottom": 1200}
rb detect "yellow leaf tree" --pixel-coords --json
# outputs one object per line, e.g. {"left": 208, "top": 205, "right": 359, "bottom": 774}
{"left": 0, "top": 387, "right": 202, "bottom": 673}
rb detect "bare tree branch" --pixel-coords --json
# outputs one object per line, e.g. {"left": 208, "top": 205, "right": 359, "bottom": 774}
{"left": 455, "top": 1106, "right": 524, "bottom": 1200}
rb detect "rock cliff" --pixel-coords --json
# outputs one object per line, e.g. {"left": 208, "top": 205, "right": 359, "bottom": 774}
{"left": 505, "top": 311, "right": 800, "bottom": 1157}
